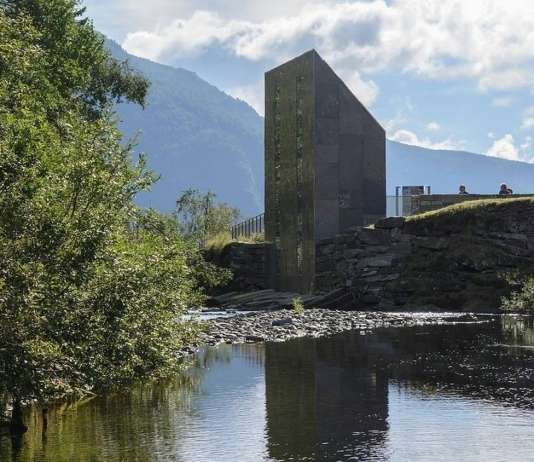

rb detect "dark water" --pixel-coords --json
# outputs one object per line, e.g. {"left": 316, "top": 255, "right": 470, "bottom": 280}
{"left": 2, "top": 316, "right": 534, "bottom": 462}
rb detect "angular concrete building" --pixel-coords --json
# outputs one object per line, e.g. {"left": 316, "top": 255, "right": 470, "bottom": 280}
{"left": 265, "top": 50, "right": 385, "bottom": 293}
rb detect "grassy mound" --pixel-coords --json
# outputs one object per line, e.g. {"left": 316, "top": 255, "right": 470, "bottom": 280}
{"left": 404, "top": 197, "right": 534, "bottom": 235}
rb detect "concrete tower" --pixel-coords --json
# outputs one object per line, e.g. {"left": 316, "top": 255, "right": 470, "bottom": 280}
{"left": 265, "top": 50, "right": 385, "bottom": 293}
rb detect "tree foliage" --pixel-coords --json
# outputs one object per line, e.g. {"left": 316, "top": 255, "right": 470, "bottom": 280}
{"left": 175, "top": 189, "right": 240, "bottom": 243}
{"left": 0, "top": 0, "right": 228, "bottom": 406}
{"left": 502, "top": 278, "right": 534, "bottom": 313}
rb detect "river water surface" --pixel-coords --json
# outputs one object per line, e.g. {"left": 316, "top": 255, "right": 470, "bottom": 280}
{"left": 2, "top": 316, "right": 534, "bottom": 462}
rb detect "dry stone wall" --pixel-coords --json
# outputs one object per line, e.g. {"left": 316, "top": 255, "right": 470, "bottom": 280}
{"left": 316, "top": 203, "right": 534, "bottom": 312}
{"left": 214, "top": 201, "right": 534, "bottom": 312}
{"left": 208, "top": 242, "right": 269, "bottom": 292}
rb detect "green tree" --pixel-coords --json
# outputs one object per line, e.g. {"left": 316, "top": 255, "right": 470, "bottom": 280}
{"left": 0, "top": 0, "right": 228, "bottom": 426}
{"left": 502, "top": 278, "right": 534, "bottom": 313}
{"left": 175, "top": 189, "right": 240, "bottom": 243}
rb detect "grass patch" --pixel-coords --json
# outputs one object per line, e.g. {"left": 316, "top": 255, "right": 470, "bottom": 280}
{"left": 404, "top": 197, "right": 534, "bottom": 234}
{"left": 204, "top": 232, "right": 234, "bottom": 253}
{"left": 407, "top": 197, "right": 534, "bottom": 222}
{"left": 204, "top": 232, "right": 266, "bottom": 254}
{"left": 238, "top": 233, "right": 265, "bottom": 243}
{"left": 292, "top": 297, "right": 305, "bottom": 314}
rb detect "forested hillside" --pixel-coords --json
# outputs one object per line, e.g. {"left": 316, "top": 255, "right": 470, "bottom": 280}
{"left": 108, "top": 40, "right": 263, "bottom": 216}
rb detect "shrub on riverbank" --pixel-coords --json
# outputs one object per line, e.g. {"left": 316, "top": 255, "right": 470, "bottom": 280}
{"left": 502, "top": 278, "right": 534, "bottom": 313}
{"left": 0, "top": 0, "right": 229, "bottom": 416}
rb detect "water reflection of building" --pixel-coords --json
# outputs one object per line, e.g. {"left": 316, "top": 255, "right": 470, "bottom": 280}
{"left": 265, "top": 333, "right": 391, "bottom": 461}
{"left": 265, "top": 319, "right": 534, "bottom": 461}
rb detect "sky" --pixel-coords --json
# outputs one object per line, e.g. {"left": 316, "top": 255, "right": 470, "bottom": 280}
{"left": 84, "top": 0, "right": 534, "bottom": 163}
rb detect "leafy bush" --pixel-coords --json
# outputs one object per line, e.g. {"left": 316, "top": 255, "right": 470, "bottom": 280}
{"left": 175, "top": 189, "right": 240, "bottom": 244}
{"left": 0, "top": 0, "right": 229, "bottom": 410}
{"left": 292, "top": 297, "right": 305, "bottom": 315}
{"left": 502, "top": 278, "right": 534, "bottom": 313}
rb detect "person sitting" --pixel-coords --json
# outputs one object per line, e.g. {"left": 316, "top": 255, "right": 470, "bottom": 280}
{"left": 499, "top": 183, "right": 513, "bottom": 195}
{"left": 458, "top": 185, "right": 469, "bottom": 195}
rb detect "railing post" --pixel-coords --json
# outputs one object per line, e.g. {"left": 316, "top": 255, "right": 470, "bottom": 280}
{"left": 232, "top": 213, "right": 266, "bottom": 240}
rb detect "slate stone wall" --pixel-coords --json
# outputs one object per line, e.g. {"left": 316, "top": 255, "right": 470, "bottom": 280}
{"left": 208, "top": 243, "right": 269, "bottom": 292}
{"left": 315, "top": 204, "right": 534, "bottom": 312}
{"left": 217, "top": 201, "right": 534, "bottom": 312}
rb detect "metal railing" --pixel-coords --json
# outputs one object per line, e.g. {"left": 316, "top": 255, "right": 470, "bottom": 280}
{"left": 231, "top": 195, "right": 425, "bottom": 239}
{"left": 232, "top": 199, "right": 410, "bottom": 240}
{"left": 231, "top": 213, "right": 265, "bottom": 240}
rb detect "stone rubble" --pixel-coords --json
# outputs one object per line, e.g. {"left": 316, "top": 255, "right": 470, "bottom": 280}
{"left": 190, "top": 310, "right": 486, "bottom": 350}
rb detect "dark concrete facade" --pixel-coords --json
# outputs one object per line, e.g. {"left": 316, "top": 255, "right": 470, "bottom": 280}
{"left": 265, "top": 50, "right": 386, "bottom": 293}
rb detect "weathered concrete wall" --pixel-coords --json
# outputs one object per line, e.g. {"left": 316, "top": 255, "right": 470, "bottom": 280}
{"left": 264, "top": 50, "right": 385, "bottom": 294}
{"left": 315, "top": 202, "right": 534, "bottom": 312}
{"left": 265, "top": 51, "right": 316, "bottom": 294}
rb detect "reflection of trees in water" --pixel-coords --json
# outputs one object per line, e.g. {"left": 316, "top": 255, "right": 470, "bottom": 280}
{"left": 501, "top": 315, "right": 534, "bottom": 346}
{"left": 0, "top": 361, "right": 205, "bottom": 462}
{"left": 0, "top": 342, "right": 265, "bottom": 462}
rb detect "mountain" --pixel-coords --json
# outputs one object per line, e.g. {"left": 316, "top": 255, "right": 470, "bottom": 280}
{"left": 107, "top": 40, "right": 264, "bottom": 217}
{"left": 108, "top": 41, "right": 534, "bottom": 216}
{"left": 387, "top": 141, "right": 534, "bottom": 195}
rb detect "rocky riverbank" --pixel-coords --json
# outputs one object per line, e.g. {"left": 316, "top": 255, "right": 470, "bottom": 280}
{"left": 189, "top": 310, "right": 490, "bottom": 350}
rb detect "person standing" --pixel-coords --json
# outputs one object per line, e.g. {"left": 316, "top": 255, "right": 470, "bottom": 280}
{"left": 499, "top": 183, "right": 513, "bottom": 195}
{"left": 458, "top": 185, "right": 469, "bottom": 195}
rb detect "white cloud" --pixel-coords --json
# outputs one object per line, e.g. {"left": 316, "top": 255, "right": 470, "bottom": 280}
{"left": 122, "top": 0, "right": 534, "bottom": 93}
{"left": 390, "top": 129, "right": 462, "bottom": 151}
{"left": 487, "top": 134, "right": 520, "bottom": 161}
{"left": 86, "top": 0, "right": 329, "bottom": 39}
{"left": 426, "top": 122, "right": 440, "bottom": 131}
{"left": 488, "top": 132, "right": 495, "bottom": 139}
{"left": 383, "top": 113, "right": 406, "bottom": 134}
{"left": 521, "top": 117, "right": 534, "bottom": 130}
{"left": 491, "top": 97, "right": 513, "bottom": 108}
{"left": 123, "top": 11, "right": 252, "bottom": 61}
{"left": 520, "top": 136, "right": 532, "bottom": 152}
{"left": 478, "top": 70, "right": 532, "bottom": 92}
{"left": 344, "top": 71, "right": 379, "bottom": 107}
{"left": 227, "top": 82, "right": 264, "bottom": 115}
{"left": 486, "top": 134, "right": 533, "bottom": 162}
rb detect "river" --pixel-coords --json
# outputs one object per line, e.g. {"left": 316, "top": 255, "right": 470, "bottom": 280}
{"left": 2, "top": 316, "right": 534, "bottom": 461}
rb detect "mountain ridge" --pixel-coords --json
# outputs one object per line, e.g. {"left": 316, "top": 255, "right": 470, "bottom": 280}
{"left": 386, "top": 140, "right": 534, "bottom": 195}
{"left": 108, "top": 40, "right": 534, "bottom": 215}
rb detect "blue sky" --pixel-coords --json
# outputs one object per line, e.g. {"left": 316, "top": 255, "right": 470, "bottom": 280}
{"left": 84, "top": 0, "right": 534, "bottom": 162}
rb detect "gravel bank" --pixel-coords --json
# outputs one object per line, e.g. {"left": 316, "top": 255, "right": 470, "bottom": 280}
{"left": 192, "top": 310, "right": 488, "bottom": 348}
